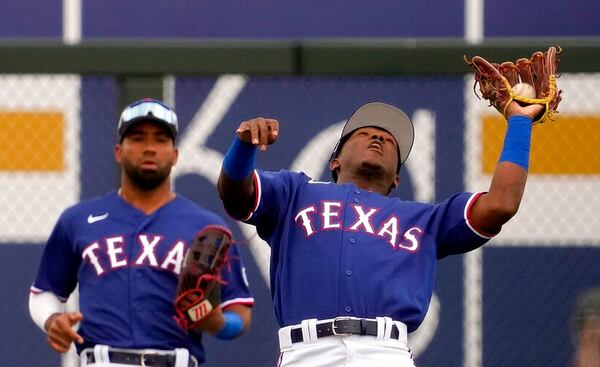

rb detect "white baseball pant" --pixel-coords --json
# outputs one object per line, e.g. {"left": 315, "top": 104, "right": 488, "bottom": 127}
{"left": 277, "top": 317, "right": 416, "bottom": 367}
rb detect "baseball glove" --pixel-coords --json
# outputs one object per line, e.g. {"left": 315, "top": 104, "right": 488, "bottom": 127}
{"left": 465, "top": 46, "right": 562, "bottom": 123}
{"left": 174, "top": 225, "right": 232, "bottom": 332}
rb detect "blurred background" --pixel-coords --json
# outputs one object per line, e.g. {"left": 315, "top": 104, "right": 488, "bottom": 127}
{"left": 1, "top": 1, "right": 599, "bottom": 366}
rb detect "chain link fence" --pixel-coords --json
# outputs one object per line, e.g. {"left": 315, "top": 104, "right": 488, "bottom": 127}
{"left": 2, "top": 70, "right": 599, "bottom": 367}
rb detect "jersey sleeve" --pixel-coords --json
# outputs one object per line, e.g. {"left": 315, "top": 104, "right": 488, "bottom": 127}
{"left": 433, "top": 192, "right": 495, "bottom": 259}
{"left": 243, "top": 169, "right": 306, "bottom": 241}
{"left": 219, "top": 244, "right": 254, "bottom": 308}
{"left": 30, "top": 212, "right": 81, "bottom": 300}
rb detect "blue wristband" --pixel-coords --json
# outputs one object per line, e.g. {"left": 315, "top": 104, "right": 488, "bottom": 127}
{"left": 215, "top": 311, "right": 244, "bottom": 340}
{"left": 499, "top": 115, "right": 533, "bottom": 170}
{"left": 222, "top": 137, "right": 258, "bottom": 180}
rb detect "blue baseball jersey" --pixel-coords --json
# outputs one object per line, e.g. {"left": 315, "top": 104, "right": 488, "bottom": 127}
{"left": 30, "top": 191, "right": 254, "bottom": 363}
{"left": 243, "top": 170, "right": 492, "bottom": 332}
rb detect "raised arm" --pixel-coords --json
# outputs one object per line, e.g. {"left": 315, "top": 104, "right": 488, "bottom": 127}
{"left": 468, "top": 101, "right": 544, "bottom": 235}
{"left": 217, "top": 118, "right": 279, "bottom": 220}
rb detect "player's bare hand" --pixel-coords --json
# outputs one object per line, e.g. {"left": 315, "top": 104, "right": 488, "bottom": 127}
{"left": 505, "top": 100, "right": 544, "bottom": 121}
{"left": 236, "top": 118, "right": 279, "bottom": 151}
{"left": 45, "top": 312, "right": 84, "bottom": 353}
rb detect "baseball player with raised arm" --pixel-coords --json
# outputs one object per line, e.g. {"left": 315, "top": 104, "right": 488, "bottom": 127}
{"left": 29, "top": 99, "right": 254, "bottom": 366}
{"left": 216, "top": 98, "right": 545, "bottom": 366}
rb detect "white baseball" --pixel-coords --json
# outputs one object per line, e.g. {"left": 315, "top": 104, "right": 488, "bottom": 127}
{"left": 513, "top": 82, "right": 536, "bottom": 99}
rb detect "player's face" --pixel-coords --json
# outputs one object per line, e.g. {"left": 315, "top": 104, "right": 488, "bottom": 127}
{"left": 335, "top": 127, "right": 399, "bottom": 184}
{"left": 115, "top": 120, "right": 178, "bottom": 191}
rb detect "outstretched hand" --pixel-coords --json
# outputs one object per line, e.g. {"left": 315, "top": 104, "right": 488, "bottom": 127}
{"left": 236, "top": 118, "right": 279, "bottom": 151}
{"left": 504, "top": 100, "right": 545, "bottom": 121}
{"left": 45, "top": 312, "right": 84, "bottom": 353}
{"left": 466, "top": 47, "right": 562, "bottom": 124}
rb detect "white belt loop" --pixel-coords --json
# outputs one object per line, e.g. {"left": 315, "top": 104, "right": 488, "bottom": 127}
{"left": 394, "top": 321, "right": 409, "bottom": 345}
{"left": 174, "top": 348, "right": 190, "bottom": 367}
{"left": 93, "top": 344, "right": 110, "bottom": 364}
{"left": 301, "top": 318, "right": 318, "bottom": 344}
{"left": 382, "top": 316, "right": 393, "bottom": 340}
{"left": 375, "top": 317, "right": 386, "bottom": 341}
{"left": 308, "top": 319, "right": 318, "bottom": 343}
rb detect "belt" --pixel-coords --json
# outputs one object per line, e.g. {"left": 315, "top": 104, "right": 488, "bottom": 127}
{"left": 290, "top": 318, "right": 400, "bottom": 344}
{"left": 84, "top": 350, "right": 196, "bottom": 367}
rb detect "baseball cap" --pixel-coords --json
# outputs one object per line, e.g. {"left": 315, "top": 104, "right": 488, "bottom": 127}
{"left": 331, "top": 102, "right": 415, "bottom": 180}
{"left": 118, "top": 98, "right": 178, "bottom": 141}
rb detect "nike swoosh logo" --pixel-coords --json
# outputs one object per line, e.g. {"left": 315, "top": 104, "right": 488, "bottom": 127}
{"left": 87, "top": 213, "right": 109, "bottom": 224}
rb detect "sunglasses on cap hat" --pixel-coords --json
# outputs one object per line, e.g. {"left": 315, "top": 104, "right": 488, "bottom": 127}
{"left": 118, "top": 98, "right": 178, "bottom": 140}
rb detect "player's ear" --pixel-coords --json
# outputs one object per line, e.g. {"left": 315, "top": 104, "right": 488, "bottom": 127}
{"left": 329, "top": 158, "right": 341, "bottom": 180}
{"left": 172, "top": 147, "right": 179, "bottom": 166}
{"left": 387, "top": 175, "right": 400, "bottom": 194}
{"left": 392, "top": 175, "right": 400, "bottom": 189}
{"left": 114, "top": 144, "right": 122, "bottom": 163}
{"left": 329, "top": 158, "right": 340, "bottom": 172}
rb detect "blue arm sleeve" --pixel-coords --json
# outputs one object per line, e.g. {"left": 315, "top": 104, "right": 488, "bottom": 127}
{"left": 215, "top": 311, "right": 244, "bottom": 340}
{"left": 498, "top": 115, "right": 533, "bottom": 170}
{"left": 222, "top": 136, "right": 258, "bottom": 180}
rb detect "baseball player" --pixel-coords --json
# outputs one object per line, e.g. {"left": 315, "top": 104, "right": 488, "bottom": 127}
{"left": 217, "top": 100, "right": 544, "bottom": 366}
{"left": 29, "top": 99, "right": 254, "bottom": 366}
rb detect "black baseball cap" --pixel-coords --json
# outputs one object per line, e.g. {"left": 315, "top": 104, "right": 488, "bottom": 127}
{"left": 331, "top": 102, "right": 415, "bottom": 181}
{"left": 117, "top": 98, "right": 178, "bottom": 141}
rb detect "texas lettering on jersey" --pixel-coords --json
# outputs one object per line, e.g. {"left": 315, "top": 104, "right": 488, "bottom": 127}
{"left": 31, "top": 192, "right": 254, "bottom": 364}
{"left": 247, "top": 170, "right": 490, "bottom": 330}
{"left": 294, "top": 202, "right": 422, "bottom": 252}
{"left": 82, "top": 234, "right": 187, "bottom": 276}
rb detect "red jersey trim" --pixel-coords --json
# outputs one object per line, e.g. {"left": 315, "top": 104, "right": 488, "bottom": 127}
{"left": 241, "top": 170, "right": 261, "bottom": 222}
{"left": 221, "top": 297, "right": 255, "bottom": 309}
{"left": 464, "top": 192, "right": 497, "bottom": 239}
{"left": 29, "top": 287, "right": 68, "bottom": 302}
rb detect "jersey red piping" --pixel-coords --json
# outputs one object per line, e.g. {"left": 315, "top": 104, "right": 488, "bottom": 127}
{"left": 465, "top": 192, "right": 497, "bottom": 239}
